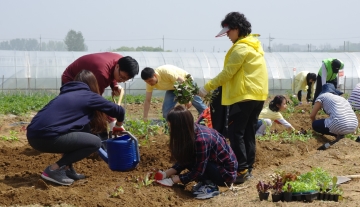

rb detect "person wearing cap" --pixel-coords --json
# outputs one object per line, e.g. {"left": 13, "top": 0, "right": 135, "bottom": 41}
{"left": 292, "top": 71, "right": 317, "bottom": 104}
{"left": 62, "top": 52, "right": 139, "bottom": 138}
{"left": 198, "top": 12, "right": 268, "bottom": 184}
{"left": 348, "top": 83, "right": 360, "bottom": 111}
{"left": 141, "top": 65, "right": 207, "bottom": 120}
{"left": 312, "top": 58, "right": 344, "bottom": 105}
{"left": 310, "top": 83, "right": 358, "bottom": 150}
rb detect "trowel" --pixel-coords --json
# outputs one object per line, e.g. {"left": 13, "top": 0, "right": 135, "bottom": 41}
{"left": 336, "top": 174, "right": 360, "bottom": 184}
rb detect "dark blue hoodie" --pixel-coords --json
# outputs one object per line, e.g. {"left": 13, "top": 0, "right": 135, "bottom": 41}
{"left": 27, "top": 81, "right": 125, "bottom": 139}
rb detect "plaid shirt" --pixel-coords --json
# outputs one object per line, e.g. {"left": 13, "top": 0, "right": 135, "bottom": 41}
{"left": 172, "top": 124, "right": 238, "bottom": 184}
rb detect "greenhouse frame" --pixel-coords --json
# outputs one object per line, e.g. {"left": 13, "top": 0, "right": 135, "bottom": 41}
{"left": 0, "top": 50, "right": 359, "bottom": 96}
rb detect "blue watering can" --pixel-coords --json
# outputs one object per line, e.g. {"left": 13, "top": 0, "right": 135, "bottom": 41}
{"left": 98, "top": 131, "right": 140, "bottom": 171}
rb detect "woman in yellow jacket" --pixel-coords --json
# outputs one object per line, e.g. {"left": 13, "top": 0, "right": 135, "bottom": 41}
{"left": 293, "top": 71, "right": 316, "bottom": 103}
{"left": 199, "top": 12, "right": 268, "bottom": 184}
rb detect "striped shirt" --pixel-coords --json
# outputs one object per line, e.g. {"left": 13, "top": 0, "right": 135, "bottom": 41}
{"left": 348, "top": 83, "right": 360, "bottom": 111}
{"left": 316, "top": 93, "right": 358, "bottom": 135}
{"left": 172, "top": 124, "right": 238, "bottom": 184}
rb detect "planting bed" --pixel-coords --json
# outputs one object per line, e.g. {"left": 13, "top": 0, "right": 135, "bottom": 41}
{"left": 1, "top": 102, "right": 360, "bottom": 207}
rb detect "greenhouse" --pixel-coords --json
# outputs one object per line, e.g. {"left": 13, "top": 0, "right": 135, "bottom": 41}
{"left": 0, "top": 50, "right": 359, "bottom": 96}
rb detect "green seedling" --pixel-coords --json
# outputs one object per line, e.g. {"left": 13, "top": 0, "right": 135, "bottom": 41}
{"left": 1, "top": 130, "right": 19, "bottom": 141}
{"left": 109, "top": 185, "right": 124, "bottom": 198}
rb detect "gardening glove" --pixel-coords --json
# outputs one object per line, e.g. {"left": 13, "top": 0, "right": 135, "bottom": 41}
{"left": 198, "top": 87, "right": 208, "bottom": 97}
{"left": 156, "top": 178, "right": 174, "bottom": 187}
{"left": 113, "top": 123, "right": 125, "bottom": 135}
{"left": 154, "top": 171, "right": 167, "bottom": 180}
{"left": 112, "top": 84, "right": 122, "bottom": 96}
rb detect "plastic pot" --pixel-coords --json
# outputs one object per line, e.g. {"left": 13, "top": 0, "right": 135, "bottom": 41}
{"left": 283, "top": 192, "right": 292, "bottom": 202}
{"left": 272, "top": 193, "right": 282, "bottom": 202}
{"left": 258, "top": 192, "right": 270, "bottom": 201}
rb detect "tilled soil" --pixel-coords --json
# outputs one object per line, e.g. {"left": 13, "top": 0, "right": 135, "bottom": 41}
{"left": 0, "top": 102, "right": 360, "bottom": 207}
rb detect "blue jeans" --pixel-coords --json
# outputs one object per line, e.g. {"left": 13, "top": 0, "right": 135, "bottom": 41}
{"left": 162, "top": 90, "right": 207, "bottom": 119}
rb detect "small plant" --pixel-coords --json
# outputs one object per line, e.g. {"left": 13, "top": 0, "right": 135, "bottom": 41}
{"left": 109, "top": 185, "right": 124, "bottom": 198}
{"left": 202, "top": 90, "right": 219, "bottom": 106}
{"left": 271, "top": 175, "right": 283, "bottom": 195}
{"left": 173, "top": 74, "right": 199, "bottom": 104}
{"left": 124, "top": 119, "right": 160, "bottom": 140}
{"left": 285, "top": 183, "right": 292, "bottom": 192}
{"left": 256, "top": 181, "right": 271, "bottom": 193}
{"left": 1, "top": 130, "right": 19, "bottom": 141}
{"left": 124, "top": 172, "right": 155, "bottom": 189}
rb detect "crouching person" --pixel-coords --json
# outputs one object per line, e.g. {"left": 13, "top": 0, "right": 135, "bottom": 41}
{"left": 310, "top": 83, "right": 358, "bottom": 150}
{"left": 155, "top": 105, "right": 238, "bottom": 199}
{"left": 26, "top": 70, "right": 125, "bottom": 185}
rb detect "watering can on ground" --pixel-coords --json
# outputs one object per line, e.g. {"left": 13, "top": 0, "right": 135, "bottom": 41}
{"left": 98, "top": 131, "right": 140, "bottom": 171}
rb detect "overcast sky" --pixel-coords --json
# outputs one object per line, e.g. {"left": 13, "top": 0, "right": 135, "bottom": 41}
{"left": 1, "top": 0, "right": 359, "bottom": 52}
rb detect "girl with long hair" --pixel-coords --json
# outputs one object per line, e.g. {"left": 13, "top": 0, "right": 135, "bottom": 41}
{"left": 155, "top": 105, "right": 237, "bottom": 199}
{"left": 27, "top": 70, "right": 125, "bottom": 186}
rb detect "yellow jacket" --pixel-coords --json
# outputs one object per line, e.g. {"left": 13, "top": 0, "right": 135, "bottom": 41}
{"left": 204, "top": 35, "right": 268, "bottom": 105}
{"left": 293, "top": 71, "right": 315, "bottom": 98}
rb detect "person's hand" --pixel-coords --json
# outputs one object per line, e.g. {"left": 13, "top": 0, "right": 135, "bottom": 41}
{"left": 156, "top": 178, "right": 174, "bottom": 187}
{"left": 154, "top": 171, "right": 167, "bottom": 180}
{"left": 185, "top": 102, "right": 192, "bottom": 109}
{"left": 112, "top": 85, "right": 122, "bottom": 96}
{"left": 198, "top": 87, "right": 208, "bottom": 97}
{"left": 113, "top": 122, "right": 125, "bottom": 135}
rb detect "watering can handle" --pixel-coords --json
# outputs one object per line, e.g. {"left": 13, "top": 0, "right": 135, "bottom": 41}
{"left": 119, "top": 131, "right": 140, "bottom": 165}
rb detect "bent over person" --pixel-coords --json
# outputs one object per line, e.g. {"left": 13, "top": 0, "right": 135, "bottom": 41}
{"left": 27, "top": 70, "right": 126, "bottom": 185}
{"left": 62, "top": 52, "right": 138, "bottom": 136}
{"left": 293, "top": 71, "right": 316, "bottom": 103}
{"left": 312, "top": 58, "right": 344, "bottom": 105}
{"left": 154, "top": 106, "right": 237, "bottom": 199}
{"left": 141, "top": 65, "right": 207, "bottom": 120}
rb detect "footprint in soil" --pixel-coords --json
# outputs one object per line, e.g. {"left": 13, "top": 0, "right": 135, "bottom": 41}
{"left": 35, "top": 179, "right": 49, "bottom": 190}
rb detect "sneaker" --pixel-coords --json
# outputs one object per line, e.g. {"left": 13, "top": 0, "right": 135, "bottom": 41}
{"left": 194, "top": 183, "right": 220, "bottom": 199}
{"left": 66, "top": 165, "right": 85, "bottom": 180}
{"left": 192, "top": 181, "right": 204, "bottom": 193}
{"left": 356, "top": 136, "right": 360, "bottom": 143}
{"left": 317, "top": 143, "right": 330, "bottom": 150}
{"left": 234, "top": 169, "right": 249, "bottom": 184}
{"left": 41, "top": 165, "right": 74, "bottom": 185}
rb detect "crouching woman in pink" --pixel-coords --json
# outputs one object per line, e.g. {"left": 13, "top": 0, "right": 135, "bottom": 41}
{"left": 154, "top": 105, "right": 238, "bottom": 199}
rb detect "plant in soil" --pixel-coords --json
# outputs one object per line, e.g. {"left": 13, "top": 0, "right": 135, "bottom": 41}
{"left": 173, "top": 74, "right": 199, "bottom": 104}
{"left": 124, "top": 172, "right": 155, "bottom": 189}
{"left": 109, "top": 185, "right": 124, "bottom": 198}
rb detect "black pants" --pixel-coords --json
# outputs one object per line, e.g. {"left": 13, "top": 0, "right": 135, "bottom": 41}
{"left": 312, "top": 75, "right": 337, "bottom": 105}
{"left": 228, "top": 100, "right": 264, "bottom": 173}
{"left": 181, "top": 162, "right": 230, "bottom": 186}
{"left": 28, "top": 132, "right": 101, "bottom": 167}
{"left": 210, "top": 87, "right": 229, "bottom": 137}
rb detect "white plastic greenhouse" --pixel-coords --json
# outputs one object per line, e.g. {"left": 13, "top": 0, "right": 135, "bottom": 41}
{"left": 0, "top": 50, "right": 359, "bottom": 96}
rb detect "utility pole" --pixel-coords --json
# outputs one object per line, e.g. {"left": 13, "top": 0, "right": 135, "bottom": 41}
{"left": 268, "top": 34, "right": 274, "bottom": 52}
{"left": 39, "top": 35, "right": 42, "bottom": 51}
{"left": 162, "top": 35, "right": 165, "bottom": 51}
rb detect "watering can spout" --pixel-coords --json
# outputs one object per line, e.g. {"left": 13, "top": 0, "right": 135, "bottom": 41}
{"left": 98, "top": 147, "right": 108, "bottom": 163}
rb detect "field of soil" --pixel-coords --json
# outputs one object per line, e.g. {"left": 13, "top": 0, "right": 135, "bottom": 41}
{"left": 1, "top": 101, "right": 360, "bottom": 207}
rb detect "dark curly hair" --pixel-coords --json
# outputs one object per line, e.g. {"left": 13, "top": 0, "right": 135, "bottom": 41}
{"left": 269, "top": 95, "right": 287, "bottom": 112}
{"left": 221, "top": 12, "right": 252, "bottom": 37}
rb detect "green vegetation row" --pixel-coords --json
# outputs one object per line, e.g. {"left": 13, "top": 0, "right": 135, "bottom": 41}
{"left": 0, "top": 91, "right": 161, "bottom": 115}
